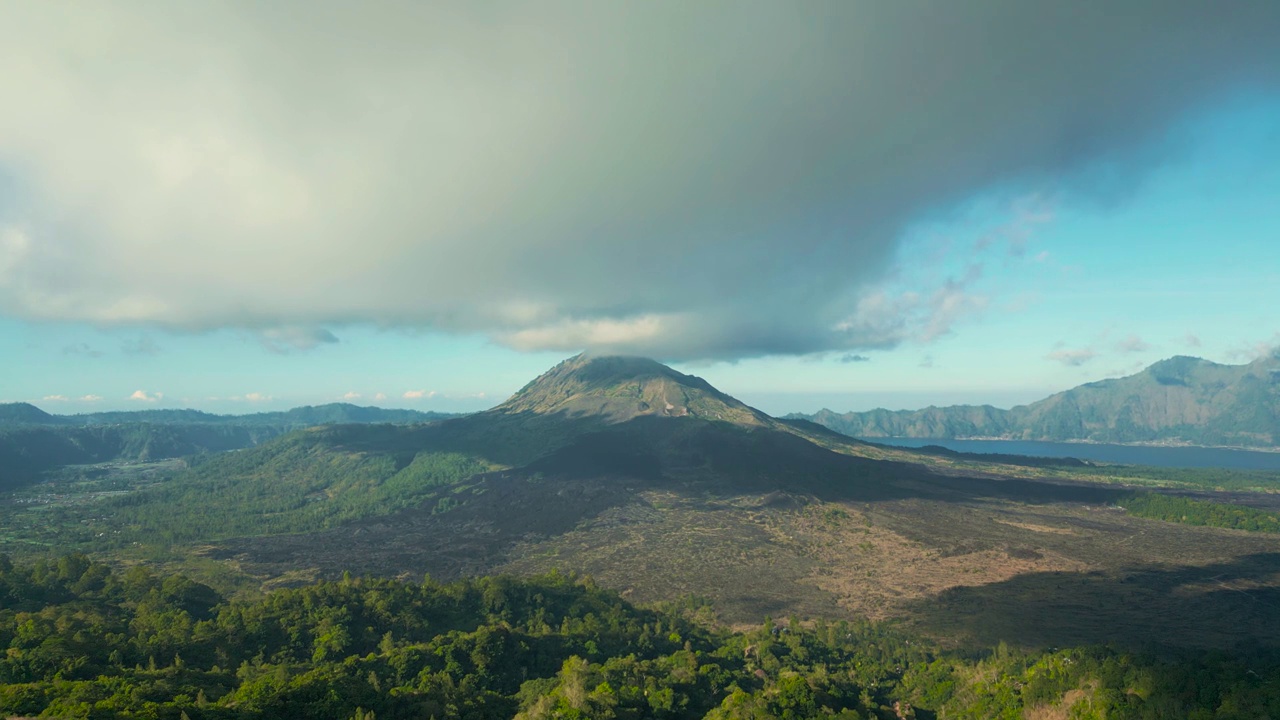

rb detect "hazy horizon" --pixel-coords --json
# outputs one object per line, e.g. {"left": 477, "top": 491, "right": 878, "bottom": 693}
{"left": 6, "top": 350, "right": 1262, "bottom": 418}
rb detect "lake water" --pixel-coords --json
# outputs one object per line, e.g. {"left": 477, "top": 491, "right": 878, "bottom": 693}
{"left": 866, "top": 437, "right": 1280, "bottom": 471}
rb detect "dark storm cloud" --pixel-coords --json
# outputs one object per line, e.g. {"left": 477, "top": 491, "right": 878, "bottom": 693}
{"left": 0, "top": 1, "right": 1277, "bottom": 360}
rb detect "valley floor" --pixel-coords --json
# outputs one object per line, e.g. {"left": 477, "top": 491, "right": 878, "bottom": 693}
{"left": 202, "top": 467, "right": 1280, "bottom": 653}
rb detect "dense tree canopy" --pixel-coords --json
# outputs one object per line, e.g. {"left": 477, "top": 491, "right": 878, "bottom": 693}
{"left": 1, "top": 555, "right": 1278, "bottom": 719}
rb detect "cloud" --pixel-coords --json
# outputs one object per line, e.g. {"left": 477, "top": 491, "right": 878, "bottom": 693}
{"left": 79, "top": 394, "right": 103, "bottom": 402}
{"left": 257, "top": 327, "right": 339, "bottom": 354}
{"left": 1116, "top": 334, "right": 1151, "bottom": 353}
{"left": 1183, "top": 333, "right": 1202, "bottom": 348}
{"left": 340, "top": 391, "right": 361, "bottom": 401}
{"left": 502, "top": 316, "right": 665, "bottom": 353}
{"left": 402, "top": 390, "right": 437, "bottom": 400}
{"left": 0, "top": 227, "right": 31, "bottom": 282}
{"left": 243, "top": 392, "right": 270, "bottom": 402}
{"left": 919, "top": 355, "right": 935, "bottom": 369}
{"left": 1046, "top": 347, "right": 1098, "bottom": 366}
{"left": 41, "top": 394, "right": 67, "bottom": 401}
{"left": 838, "top": 354, "right": 871, "bottom": 364}
{"left": 373, "top": 392, "right": 387, "bottom": 401}
{"left": 62, "top": 343, "right": 104, "bottom": 358}
{"left": 129, "top": 390, "right": 162, "bottom": 402}
{"left": 1, "top": 3, "right": 1278, "bottom": 361}
{"left": 830, "top": 264, "right": 991, "bottom": 351}
{"left": 1228, "top": 333, "right": 1280, "bottom": 362}
{"left": 121, "top": 336, "right": 162, "bottom": 356}
{"left": 975, "top": 194, "right": 1057, "bottom": 257}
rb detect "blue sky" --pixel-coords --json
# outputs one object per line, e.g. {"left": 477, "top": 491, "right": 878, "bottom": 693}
{"left": 2, "top": 4, "right": 1278, "bottom": 416}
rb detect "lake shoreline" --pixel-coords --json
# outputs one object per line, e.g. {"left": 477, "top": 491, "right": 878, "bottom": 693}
{"left": 863, "top": 436, "right": 1280, "bottom": 454}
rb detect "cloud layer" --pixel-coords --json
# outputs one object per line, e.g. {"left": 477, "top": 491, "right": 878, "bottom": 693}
{"left": 1, "top": 2, "right": 1278, "bottom": 360}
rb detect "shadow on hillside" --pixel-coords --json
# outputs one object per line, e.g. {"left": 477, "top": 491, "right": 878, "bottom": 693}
{"left": 318, "top": 408, "right": 657, "bottom": 469}
{"left": 506, "top": 414, "right": 1128, "bottom": 508}
{"left": 904, "top": 552, "right": 1280, "bottom": 652}
{"left": 219, "top": 411, "right": 1140, "bottom": 584}
{"left": 313, "top": 408, "right": 1129, "bottom": 508}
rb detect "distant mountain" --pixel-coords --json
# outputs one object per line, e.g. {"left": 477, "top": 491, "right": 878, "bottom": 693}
{"left": 0, "top": 402, "right": 456, "bottom": 428}
{"left": 421, "top": 353, "right": 820, "bottom": 468}
{"left": 262, "top": 403, "right": 451, "bottom": 427}
{"left": 791, "top": 355, "right": 1280, "bottom": 448}
{"left": 69, "top": 409, "right": 228, "bottom": 425}
{"left": 0, "top": 402, "right": 460, "bottom": 489}
{"left": 0, "top": 402, "right": 64, "bottom": 425}
{"left": 501, "top": 353, "right": 770, "bottom": 426}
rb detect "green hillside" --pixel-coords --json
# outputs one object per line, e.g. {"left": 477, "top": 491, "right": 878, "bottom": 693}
{"left": 103, "top": 428, "right": 491, "bottom": 544}
{"left": 0, "top": 423, "right": 283, "bottom": 491}
{"left": 0, "top": 403, "right": 462, "bottom": 492}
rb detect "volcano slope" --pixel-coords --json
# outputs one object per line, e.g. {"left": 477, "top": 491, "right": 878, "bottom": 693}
{"left": 49, "top": 354, "right": 1280, "bottom": 652}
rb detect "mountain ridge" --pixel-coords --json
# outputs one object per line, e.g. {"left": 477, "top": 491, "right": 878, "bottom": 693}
{"left": 791, "top": 354, "right": 1280, "bottom": 448}
{"left": 0, "top": 403, "right": 461, "bottom": 490}
{"left": 0, "top": 401, "right": 457, "bottom": 427}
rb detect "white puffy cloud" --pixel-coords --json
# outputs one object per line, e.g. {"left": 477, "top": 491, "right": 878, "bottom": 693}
{"left": 42, "top": 394, "right": 68, "bottom": 401}
{"left": 402, "top": 390, "right": 437, "bottom": 400}
{"left": 340, "top": 392, "right": 361, "bottom": 401}
{"left": 0, "top": 2, "right": 1277, "bottom": 360}
{"left": 243, "top": 392, "right": 270, "bottom": 402}
{"left": 373, "top": 392, "right": 387, "bottom": 401}
{"left": 79, "top": 394, "right": 103, "bottom": 402}
{"left": 129, "top": 390, "right": 163, "bottom": 402}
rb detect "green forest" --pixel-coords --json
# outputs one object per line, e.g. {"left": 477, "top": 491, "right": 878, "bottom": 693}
{"left": 1118, "top": 492, "right": 1280, "bottom": 533}
{"left": 2, "top": 555, "right": 1278, "bottom": 720}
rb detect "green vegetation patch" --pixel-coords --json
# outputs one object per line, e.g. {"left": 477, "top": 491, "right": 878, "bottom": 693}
{"left": 53, "top": 438, "right": 494, "bottom": 547}
{"left": 3, "top": 555, "right": 1280, "bottom": 719}
{"left": 1118, "top": 492, "right": 1280, "bottom": 533}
